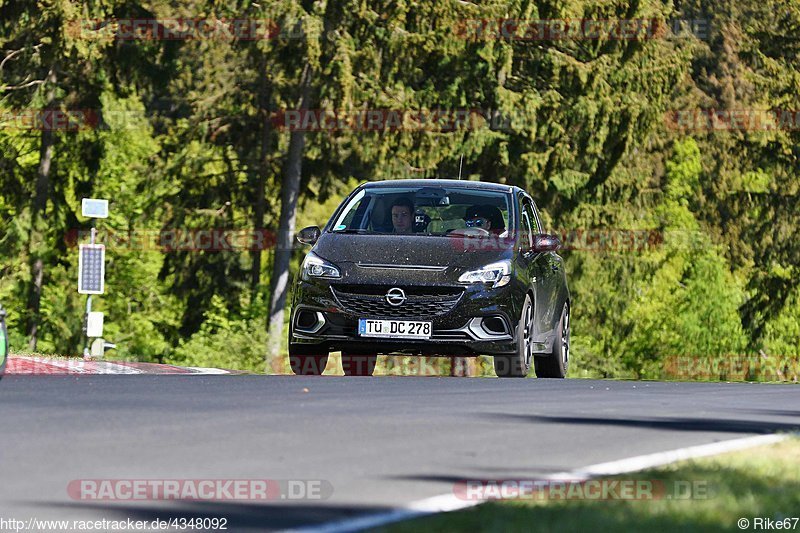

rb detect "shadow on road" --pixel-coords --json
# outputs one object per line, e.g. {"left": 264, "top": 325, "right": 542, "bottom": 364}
{"left": 479, "top": 414, "right": 800, "bottom": 434}
{"left": 385, "top": 465, "right": 576, "bottom": 486}
{"left": 725, "top": 408, "right": 800, "bottom": 419}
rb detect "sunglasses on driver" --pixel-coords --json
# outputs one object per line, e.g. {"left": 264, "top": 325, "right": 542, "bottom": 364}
{"left": 465, "top": 217, "right": 489, "bottom": 228}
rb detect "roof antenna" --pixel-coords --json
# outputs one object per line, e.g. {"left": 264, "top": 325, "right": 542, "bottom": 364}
{"left": 458, "top": 154, "right": 464, "bottom": 180}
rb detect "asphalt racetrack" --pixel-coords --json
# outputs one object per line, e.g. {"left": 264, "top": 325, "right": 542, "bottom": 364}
{"left": 1, "top": 375, "right": 799, "bottom": 531}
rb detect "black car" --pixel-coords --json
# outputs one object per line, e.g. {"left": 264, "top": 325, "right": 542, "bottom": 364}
{"left": 288, "top": 179, "right": 570, "bottom": 378}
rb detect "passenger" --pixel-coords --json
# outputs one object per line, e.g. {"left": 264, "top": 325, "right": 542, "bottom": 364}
{"left": 463, "top": 204, "right": 505, "bottom": 235}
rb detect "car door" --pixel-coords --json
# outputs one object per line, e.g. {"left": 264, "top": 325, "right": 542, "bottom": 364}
{"left": 529, "top": 199, "right": 564, "bottom": 336}
{"left": 516, "top": 195, "right": 550, "bottom": 341}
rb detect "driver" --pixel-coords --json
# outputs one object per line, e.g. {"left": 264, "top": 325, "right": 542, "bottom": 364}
{"left": 463, "top": 204, "right": 505, "bottom": 235}
{"left": 390, "top": 197, "right": 415, "bottom": 234}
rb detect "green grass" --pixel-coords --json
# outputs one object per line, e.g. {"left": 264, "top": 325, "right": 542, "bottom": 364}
{"left": 381, "top": 437, "right": 800, "bottom": 533}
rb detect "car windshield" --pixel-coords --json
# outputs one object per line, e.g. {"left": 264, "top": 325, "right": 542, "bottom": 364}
{"left": 331, "top": 186, "right": 512, "bottom": 236}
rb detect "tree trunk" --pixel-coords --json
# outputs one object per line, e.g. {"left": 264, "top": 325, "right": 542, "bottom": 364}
{"left": 251, "top": 56, "right": 271, "bottom": 299}
{"left": 26, "top": 66, "right": 57, "bottom": 351}
{"left": 266, "top": 64, "right": 312, "bottom": 370}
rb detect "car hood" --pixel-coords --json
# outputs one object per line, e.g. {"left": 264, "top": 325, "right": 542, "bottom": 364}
{"left": 312, "top": 233, "right": 515, "bottom": 271}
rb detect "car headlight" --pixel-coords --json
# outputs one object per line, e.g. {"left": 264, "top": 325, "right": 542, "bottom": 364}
{"left": 458, "top": 260, "right": 511, "bottom": 288}
{"left": 301, "top": 251, "right": 341, "bottom": 280}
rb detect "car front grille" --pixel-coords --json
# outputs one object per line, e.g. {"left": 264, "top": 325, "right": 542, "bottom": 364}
{"left": 330, "top": 284, "right": 464, "bottom": 319}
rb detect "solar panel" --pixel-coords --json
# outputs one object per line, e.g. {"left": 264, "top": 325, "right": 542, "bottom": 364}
{"left": 78, "top": 244, "right": 105, "bottom": 294}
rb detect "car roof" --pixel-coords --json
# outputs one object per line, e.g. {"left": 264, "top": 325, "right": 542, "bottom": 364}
{"left": 361, "top": 179, "right": 517, "bottom": 193}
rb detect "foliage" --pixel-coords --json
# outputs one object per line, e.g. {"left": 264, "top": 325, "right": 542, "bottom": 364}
{"left": 1, "top": 0, "right": 798, "bottom": 379}
{"left": 169, "top": 294, "right": 268, "bottom": 372}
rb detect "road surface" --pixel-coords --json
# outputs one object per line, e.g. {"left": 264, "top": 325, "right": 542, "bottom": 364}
{"left": 1, "top": 375, "right": 798, "bottom": 530}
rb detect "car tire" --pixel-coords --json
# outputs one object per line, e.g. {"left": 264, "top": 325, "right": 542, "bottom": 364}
{"left": 288, "top": 343, "right": 328, "bottom": 376}
{"left": 534, "top": 303, "right": 569, "bottom": 379}
{"left": 341, "top": 352, "right": 377, "bottom": 377}
{"left": 494, "top": 294, "right": 533, "bottom": 378}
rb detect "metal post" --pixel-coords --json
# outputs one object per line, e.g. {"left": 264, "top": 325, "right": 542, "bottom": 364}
{"left": 82, "top": 225, "right": 96, "bottom": 359}
{"left": 82, "top": 295, "right": 92, "bottom": 358}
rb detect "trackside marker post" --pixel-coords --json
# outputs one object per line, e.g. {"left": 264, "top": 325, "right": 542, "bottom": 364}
{"left": 79, "top": 198, "right": 110, "bottom": 360}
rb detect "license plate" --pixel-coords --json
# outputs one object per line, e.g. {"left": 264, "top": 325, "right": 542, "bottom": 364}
{"left": 358, "top": 319, "right": 432, "bottom": 339}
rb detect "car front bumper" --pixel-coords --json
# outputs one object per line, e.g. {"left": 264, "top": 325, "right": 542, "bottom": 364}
{"left": 290, "top": 279, "right": 520, "bottom": 356}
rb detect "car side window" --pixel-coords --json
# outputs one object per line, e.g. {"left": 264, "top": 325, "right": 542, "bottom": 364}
{"left": 523, "top": 200, "right": 541, "bottom": 234}
{"left": 520, "top": 210, "right": 533, "bottom": 249}
{"left": 531, "top": 202, "right": 545, "bottom": 234}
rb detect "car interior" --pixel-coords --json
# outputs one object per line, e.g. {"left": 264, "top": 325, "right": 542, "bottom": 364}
{"left": 336, "top": 189, "right": 510, "bottom": 235}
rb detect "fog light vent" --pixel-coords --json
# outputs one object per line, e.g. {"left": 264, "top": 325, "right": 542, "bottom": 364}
{"left": 482, "top": 316, "right": 508, "bottom": 335}
{"left": 296, "top": 310, "right": 325, "bottom": 333}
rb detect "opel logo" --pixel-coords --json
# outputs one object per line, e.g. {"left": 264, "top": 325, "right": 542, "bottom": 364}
{"left": 385, "top": 287, "right": 406, "bottom": 306}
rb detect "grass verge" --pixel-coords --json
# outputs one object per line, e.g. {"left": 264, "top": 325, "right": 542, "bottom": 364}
{"left": 381, "top": 437, "right": 800, "bottom": 533}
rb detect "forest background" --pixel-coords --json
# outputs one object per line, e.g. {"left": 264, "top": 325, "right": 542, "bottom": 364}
{"left": 1, "top": 0, "right": 798, "bottom": 379}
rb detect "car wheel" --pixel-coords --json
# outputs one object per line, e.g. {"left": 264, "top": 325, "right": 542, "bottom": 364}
{"left": 494, "top": 294, "right": 533, "bottom": 378}
{"left": 535, "top": 303, "right": 569, "bottom": 379}
{"left": 341, "top": 352, "right": 377, "bottom": 376}
{"left": 288, "top": 343, "right": 329, "bottom": 376}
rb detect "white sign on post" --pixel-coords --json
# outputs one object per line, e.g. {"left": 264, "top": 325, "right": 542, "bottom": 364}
{"left": 86, "top": 311, "right": 104, "bottom": 337}
{"left": 81, "top": 198, "right": 108, "bottom": 219}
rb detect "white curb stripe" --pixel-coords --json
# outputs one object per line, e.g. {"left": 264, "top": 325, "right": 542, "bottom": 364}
{"left": 285, "top": 494, "right": 482, "bottom": 533}
{"left": 184, "top": 367, "right": 231, "bottom": 375}
{"left": 552, "top": 433, "right": 789, "bottom": 479}
{"left": 284, "top": 432, "right": 794, "bottom": 533}
{"left": 94, "top": 362, "right": 144, "bottom": 374}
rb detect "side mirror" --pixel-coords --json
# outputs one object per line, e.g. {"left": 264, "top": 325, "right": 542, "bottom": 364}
{"left": 532, "top": 233, "right": 561, "bottom": 252}
{"left": 296, "top": 226, "right": 321, "bottom": 246}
